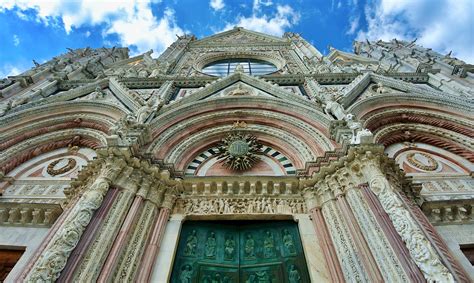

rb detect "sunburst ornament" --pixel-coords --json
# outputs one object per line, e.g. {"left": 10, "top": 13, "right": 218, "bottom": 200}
{"left": 217, "top": 132, "right": 262, "bottom": 171}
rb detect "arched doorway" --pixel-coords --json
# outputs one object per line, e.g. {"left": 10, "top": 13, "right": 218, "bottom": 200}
{"left": 171, "top": 220, "right": 310, "bottom": 283}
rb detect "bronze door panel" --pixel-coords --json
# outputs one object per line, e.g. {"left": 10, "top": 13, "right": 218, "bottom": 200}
{"left": 170, "top": 221, "right": 310, "bottom": 283}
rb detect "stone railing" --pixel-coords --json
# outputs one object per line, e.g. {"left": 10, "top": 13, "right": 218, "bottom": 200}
{"left": 0, "top": 202, "right": 62, "bottom": 226}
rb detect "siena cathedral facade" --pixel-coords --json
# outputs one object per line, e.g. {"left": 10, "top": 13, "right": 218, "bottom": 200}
{"left": 0, "top": 27, "right": 473, "bottom": 282}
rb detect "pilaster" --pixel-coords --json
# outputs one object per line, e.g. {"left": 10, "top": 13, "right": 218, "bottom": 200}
{"left": 24, "top": 159, "right": 124, "bottom": 282}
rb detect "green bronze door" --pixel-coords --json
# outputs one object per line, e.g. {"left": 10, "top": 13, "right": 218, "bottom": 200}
{"left": 171, "top": 221, "right": 310, "bottom": 283}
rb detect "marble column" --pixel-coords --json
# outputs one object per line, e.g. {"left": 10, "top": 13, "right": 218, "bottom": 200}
{"left": 23, "top": 160, "right": 124, "bottom": 282}
{"left": 111, "top": 183, "right": 173, "bottom": 282}
{"left": 72, "top": 167, "right": 141, "bottom": 282}
{"left": 97, "top": 185, "right": 145, "bottom": 283}
{"left": 135, "top": 207, "right": 171, "bottom": 282}
{"left": 309, "top": 207, "right": 344, "bottom": 282}
{"left": 319, "top": 182, "right": 370, "bottom": 282}
{"left": 360, "top": 154, "right": 455, "bottom": 282}
{"left": 359, "top": 184, "right": 425, "bottom": 281}
{"left": 57, "top": 187, "right": 119, "bottom": 283}
{"left": 330, "top": 178, "right": 383, "bottom": 282}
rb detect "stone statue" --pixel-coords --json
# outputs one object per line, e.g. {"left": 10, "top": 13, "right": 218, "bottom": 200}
{"left": 289, "top": 265, "right": 301, "bottom": 283}
{"left": 0, "top": 78, "right": 13, "bottom": 90}
{"left": 263, "top": 230, "right": 275, "bottom": 258}
{"left": 224, "top": 235, "right": 235, "bottom": 260}
{"left": 137, "top": 69, "right": 149, "bottom": 78}
{"left": 89, "top": 86, "right": 106, "bottom": 100}
{"left": 228, "top": 84, "right": 250, "bottom": 96}
{"left": 0, "top": 100, "right": 12, "bottom": 117}
{"left": 135, "top": 100, "right": 155, "bottom": 124}
{"left": 283, "top": 229, "right": 296, "bottom": 254}
{"left": 234, "top": 63, "right": 244, "bottom": 73}
{"left": 244, "top": 233, "right": 256, "bottom": 259}
{"left": 324, "top": 96, "right": 346, "bottom": 120}
{"left": 372, "top": 82, "right": 390, "bottom": 94}
{"left": 184, "top": 230, "right": 198, "bottom": 256}
{"left": 179, "top": 264, "right": 192, "bottom": 283}
{"left": 205, "top": 231, "right": 217, "bottom": 258}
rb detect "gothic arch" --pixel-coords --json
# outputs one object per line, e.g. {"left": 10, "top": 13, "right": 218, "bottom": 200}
{"left": 146, "top": 96, "right": 334, "bottom": 171}
{"left": 349, "top": 98, "right": 473, "bottom": 162}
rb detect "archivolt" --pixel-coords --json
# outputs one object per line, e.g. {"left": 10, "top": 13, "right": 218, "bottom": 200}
{"left": 0, "top": 129, "right": 105, "bottom": 174}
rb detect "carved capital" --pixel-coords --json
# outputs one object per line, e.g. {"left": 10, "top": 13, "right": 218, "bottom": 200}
{"left": 161, "top": 193, "right": 177, "bottom": 209}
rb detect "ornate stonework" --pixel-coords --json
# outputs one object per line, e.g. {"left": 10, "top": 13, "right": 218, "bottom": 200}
{"left": 0, "top": 27, "right": 472, "bottom": 282}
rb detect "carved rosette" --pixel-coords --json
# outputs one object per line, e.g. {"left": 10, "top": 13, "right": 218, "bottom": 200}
{"left": 217, "top": 132, "right": 262, "bottom": 171}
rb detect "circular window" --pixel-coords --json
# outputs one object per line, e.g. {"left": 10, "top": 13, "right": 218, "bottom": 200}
{"left": 202, "top": 58, "right": 278, "bottom": 77}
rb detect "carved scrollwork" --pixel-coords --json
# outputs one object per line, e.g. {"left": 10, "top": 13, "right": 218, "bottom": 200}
{"left": 369, "top": 175, "right": 454, "bottom": 282}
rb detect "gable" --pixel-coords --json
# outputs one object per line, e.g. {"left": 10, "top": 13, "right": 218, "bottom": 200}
{"left": 203, "top": 81, "right": 276, "bottom": 99}
{"left": 192, "top": 27, "right": 287, "bottom": 46}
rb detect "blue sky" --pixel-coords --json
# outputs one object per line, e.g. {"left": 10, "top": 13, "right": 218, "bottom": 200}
{"left": 0, "top": 0, "right": 473, "bottom": 78}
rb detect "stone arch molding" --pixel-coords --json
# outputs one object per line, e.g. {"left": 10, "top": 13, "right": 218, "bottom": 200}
{"left": 185, "top": 145, "right": 297, "bottom": 176}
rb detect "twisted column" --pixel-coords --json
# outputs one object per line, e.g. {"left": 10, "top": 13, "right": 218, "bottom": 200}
{"left": 72, "top": 166, "right": 140, "bottom": 282}
{"left": 24, "top": 160, "right": 124, "bottom": 282}
{"left": 360, "top": 153, "right": 455, "bottom": 282}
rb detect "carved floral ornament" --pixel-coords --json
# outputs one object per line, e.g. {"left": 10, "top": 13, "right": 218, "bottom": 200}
{"left": 300, "top": 145, "right": 456, "bottom": 282}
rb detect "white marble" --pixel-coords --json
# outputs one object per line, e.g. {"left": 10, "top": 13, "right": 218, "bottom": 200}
{"left": 0, "top": 226, "right": 49, "bottom": 282}
{"left": 150, "top": 214, "right": 184, "bottom": 283}
{"left": 295, "top": 214, "right": 331, "bottom": 282}
{"left": 436, "top": 223, "right": 474, "bottom": 281}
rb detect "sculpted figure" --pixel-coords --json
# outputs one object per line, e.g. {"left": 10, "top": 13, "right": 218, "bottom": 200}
{"left": 205, "top": 231, "right": 217, "bottom": 258}
{"left": 0, "top": 77, "right": 13, "bottom": 90}
{"left": 289, "top": 265, "right": 301, "bottom": 283}
{"left": 283, "top": 229, "right": 296, "bottom": 254}
{"left": 244, "top": 234, "right": 256, "bottom": 259}
{"left": 89, "top": 86, "right": 106, "bottom": 100}
{"left": 224, "top": 235, "right": 235, "bottom": 260}
{"left": 324, "top": 96, "right": 346, "bottom": 120}
{"left": 234, "top": 63, "right": 244, "bottom": 73}
{"left": 263, "top": 230, "right": 275, "bottom": 258}
{"left": 184, "top": 230, "right": 198, "bottom": 256}
{"left": 255, "top": 271, "right": 271, "bottom": 283}
{"left": 179, "top": 264, "right": 192, "bottom": 283}
{"left": 0, "top": 100, "right": 12, "bottom": 117}
{"left": 136, "top": 100, "right": 155, "bottom": 124}
{"left": 137, "top": 69, "right": 149, "bottom": 78}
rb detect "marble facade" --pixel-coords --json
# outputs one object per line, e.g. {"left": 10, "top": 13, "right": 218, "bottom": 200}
{"left": 0, "top": 27, "right": 473, "bottom": 282}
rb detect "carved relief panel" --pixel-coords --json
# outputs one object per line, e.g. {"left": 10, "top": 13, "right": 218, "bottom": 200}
{"left": 171, "top": 221, "right": 310, "bottom": 283}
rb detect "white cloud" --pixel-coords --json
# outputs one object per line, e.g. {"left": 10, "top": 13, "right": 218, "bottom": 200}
{"left": 210, "top": 0, "right": 224, "bottom": 11}
{"left": 12, "top": 34, "right": 20, "bottom": 46}
{"left": 0, "top": 0, "right": 185, "bottom": 55}
{"left": 0, "top": 63, "right": 26, "bottom": 78}
{"left": 346, "top": 15, "right": 359, "bottom": 35}
{"left": 357, "top": 0, "right": 474, "bottom": 63}
{"left": 253, "top": 0, "right": 273, "bottom": 11}
{"left": 222, "top": 4, "right": 300, "bottom": 36}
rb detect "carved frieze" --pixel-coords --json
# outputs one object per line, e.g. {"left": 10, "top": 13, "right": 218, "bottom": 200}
{"left": 174, "top": 197, "right": 306, "bottom": 215}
